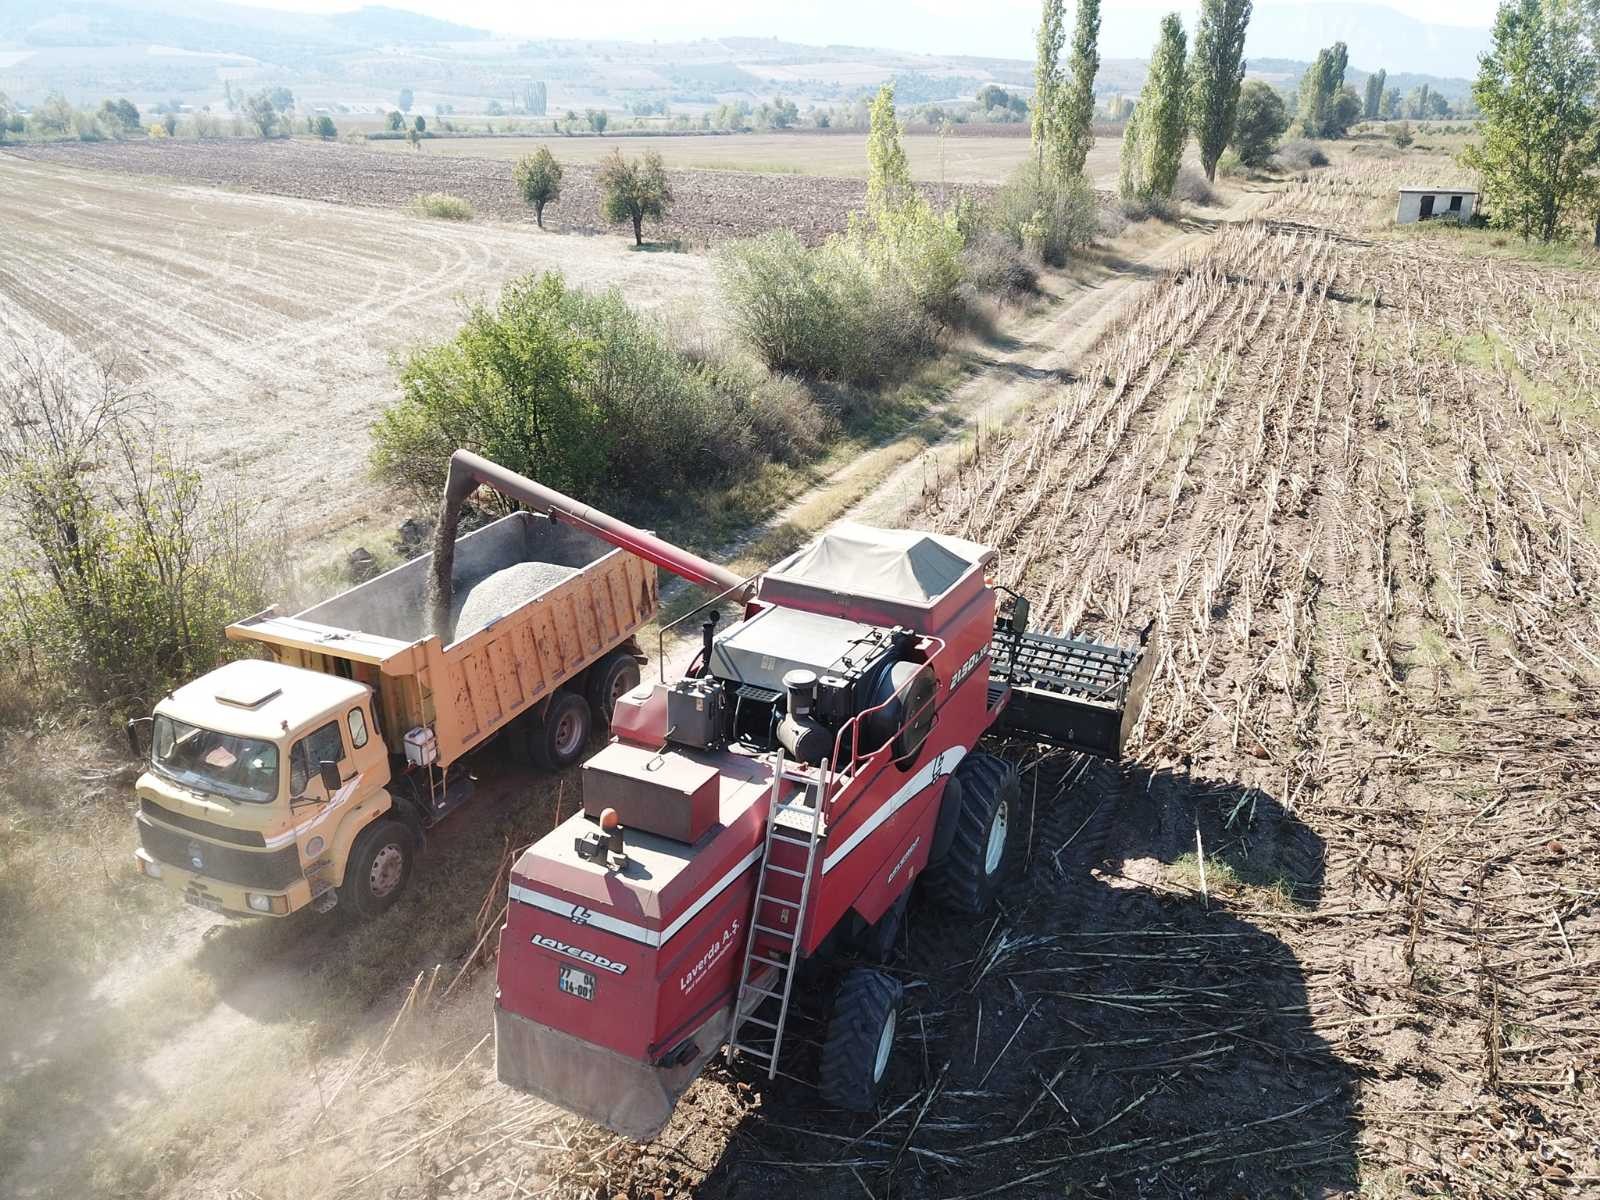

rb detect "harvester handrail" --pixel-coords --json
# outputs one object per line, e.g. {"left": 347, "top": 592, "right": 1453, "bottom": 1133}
{"left": 824, "top": 635, "right": 945, "bottom": 819}
{"left": 656, "top": 568, "right": 768, "bottom": 683}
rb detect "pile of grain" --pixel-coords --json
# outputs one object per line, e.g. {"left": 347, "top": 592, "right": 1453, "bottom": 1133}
{"left": 452, "top": 562, "right": 577, "bottom": 640}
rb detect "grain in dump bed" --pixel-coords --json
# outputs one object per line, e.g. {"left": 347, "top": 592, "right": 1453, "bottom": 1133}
{"left": 291, "top": 511, "right": 604, "bottom": 645}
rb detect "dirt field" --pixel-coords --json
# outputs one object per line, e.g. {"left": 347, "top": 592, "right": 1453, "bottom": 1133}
{"left": 0, "top": 152, "right": 714, "bottom": 540}
{"left": 361, "top": 131, "right": 1121, "bottom": 187}
{"left": 4, "top": 140, "right": 1007, "bottom": 246}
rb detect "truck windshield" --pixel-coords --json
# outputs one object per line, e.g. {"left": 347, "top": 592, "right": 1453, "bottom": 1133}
{"left": 151, "top": 716, "right": 279, "bottom": 804}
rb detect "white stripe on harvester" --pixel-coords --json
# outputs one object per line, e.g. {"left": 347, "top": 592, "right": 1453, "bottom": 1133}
{"left": 820, "top": 745, "right": 965, "bottom": 874}
{"left": 509, "top": 846, "right": 763, "bottom": 948}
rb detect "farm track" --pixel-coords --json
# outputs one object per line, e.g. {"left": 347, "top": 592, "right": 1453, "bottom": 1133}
{"left": 4, "top": 140, "right": 1002, "bottom": 246}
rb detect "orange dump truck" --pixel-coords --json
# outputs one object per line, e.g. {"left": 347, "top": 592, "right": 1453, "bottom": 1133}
{"left": 130, "top": 508, "right": 658, "bottom": 919}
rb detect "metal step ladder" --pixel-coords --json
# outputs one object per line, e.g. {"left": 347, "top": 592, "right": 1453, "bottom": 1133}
{"left": 726, "top": 750, "right": 828, "bottom": 1078}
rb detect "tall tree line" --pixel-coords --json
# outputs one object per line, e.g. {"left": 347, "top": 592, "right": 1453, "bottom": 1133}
{"left": 1031, "top": 0, "right": 1104, "bottom": 181}
{"left": 1364, "top": 68, "right": 1387, "bottom": 119}
{"left": 1120, "top": 14, "right": 1190, "bottom": 198}
{"left": 1189, "top": 0, "right": 1254, "bottom": 180}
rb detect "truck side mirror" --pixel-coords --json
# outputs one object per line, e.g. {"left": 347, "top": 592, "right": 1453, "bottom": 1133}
{"left": 318, "top": 760, "right": 343, "bottom": 795}
{"left": 126, "top": 717, "right": 152, "bottom": 759}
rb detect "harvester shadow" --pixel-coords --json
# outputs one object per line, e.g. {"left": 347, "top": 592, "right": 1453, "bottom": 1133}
{"left": 692, "top": 755, "right": 1358, "bottom": 1200}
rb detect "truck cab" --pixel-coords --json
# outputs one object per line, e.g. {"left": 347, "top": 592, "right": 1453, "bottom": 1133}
{"left": 133, "top": 658, "right": 393, "bottom": 917}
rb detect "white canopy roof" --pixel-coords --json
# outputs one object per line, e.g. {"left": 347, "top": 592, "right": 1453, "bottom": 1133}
{"left": 768, "top": 522, "right": 990, "bottom": 604}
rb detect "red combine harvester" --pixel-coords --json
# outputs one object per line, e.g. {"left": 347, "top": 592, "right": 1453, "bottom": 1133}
{"left": 453, "top": 452, "right": 1155, "bottom": 1140}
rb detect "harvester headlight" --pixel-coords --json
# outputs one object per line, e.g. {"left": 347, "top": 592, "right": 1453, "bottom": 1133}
{"left": 246, "top": 892, "right": 286, "bottom": 914}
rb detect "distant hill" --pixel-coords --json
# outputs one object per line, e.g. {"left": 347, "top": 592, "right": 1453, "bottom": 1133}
{"left": 0, "top": 0, "right": 1476, "bottom": 113}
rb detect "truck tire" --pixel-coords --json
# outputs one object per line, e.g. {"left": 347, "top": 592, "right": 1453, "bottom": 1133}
{"left": 924, "top": 754, "right": 1018, "bottom": 916}
{"left": 341, "top": 819, "right": 416, "bottom": 919}
{"left": 586, "top": 651, "right": 641, "bottom": 728}
{"left": 528, "top": 691, "right": 592, "bottom": 771}
{"left": 819, "top": 968, "right": 903, "bottom": 1113}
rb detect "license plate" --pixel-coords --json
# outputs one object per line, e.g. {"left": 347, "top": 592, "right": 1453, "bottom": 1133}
{"left": 185, "top": 892, "right": 224, "bottom": 913}
{"left": 558, "top": 964, "right": 596, "bottom": 1001}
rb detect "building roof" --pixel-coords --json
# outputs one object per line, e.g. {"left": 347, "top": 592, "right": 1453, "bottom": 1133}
{"left": 1397, "top": 186, "right": 1478, "bottom": 194}
{"left": 157, "top": 658, "right": 367, "bottom": 740}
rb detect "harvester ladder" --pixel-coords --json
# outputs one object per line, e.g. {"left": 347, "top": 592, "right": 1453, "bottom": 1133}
{"left": 726, "top": 750, "right": 827, "bottom": 1079}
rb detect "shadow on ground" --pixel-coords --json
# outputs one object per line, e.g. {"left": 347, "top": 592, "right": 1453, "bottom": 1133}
{"left": 676, "top": 752, "right": 1357, "bottom": 1199}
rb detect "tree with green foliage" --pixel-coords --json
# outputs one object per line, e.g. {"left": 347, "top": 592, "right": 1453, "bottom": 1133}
{"left": 587, "top": 108, "right": 608, "bottom": 134}
{"left": 514, "top": 147, "right": 564, "bottom": 227}
{"left": 398, "top": 87, "right": 414, "bottom": 113}
{"left": 267, "top": 86, "right": 294, "bottom": 113}
{"left": 1392, "top": 119, "right": 1414, "bottom": 147}
{"left": 1381, "top": 87, "right": 1401, "bottom": 118}
{"left": 1059, "top": 0, "right": 1102, "bottom": 178}
{"left": 1032, "top": 0, "right": 1067, "bottom": 166}
{"left": 1230, "top": 79, "right": 1289, "bottom": 166}
{"left": 414, "top": 115, "right": 426, "bottom": 133}
{"left": 597, "top": 149, "right": 672, "bottom": 245}
{"left": 866, "top": 83, "right": 914, "bottom": 216}
{"left": 1296, "top": 41, "right": 1348, "bottom": 136}
{"left": 1188, "top": 0, "right": 1252, "bottom": 180}
{"left": 1364, "top": 68, "right": 1387, "bottom": 118}
{"left": 244, "top": 91, "right": 279, "bottom": 138}
{"left": 386, "top": 110, "right": 404, "bottom": 131}
{"left": 313, "top": 115, "right": 336, "bottom": 139}
{"left": 1465, "top": 0, "right": 1599, "bottom": 242}
{"left": 1120, "top": 13, "right": 1189, "bottom": 200}
{"left": 31, "top": 93, "right": 75, "bottom": 136}
{"left": 100, "top": 98, "right": 141, "bottom": 132}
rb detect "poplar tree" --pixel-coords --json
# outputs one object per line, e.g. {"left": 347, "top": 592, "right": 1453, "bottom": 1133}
{"left": 1033, "top": 0, "right": 1067, "bottom": 166}
{"left": 1121, "top": 13, "right": 1189, "bottom": 199}
{"left": 1297, "top": 41, "right": 1348, "bottom": 136}
{"left": 1056, "top": 0, "right": 1103, "bottom": 179}
{"left": 866, "top": 83, "right": 913, "bottom": 217}
{"left": 1364, "top": 68, "right": 1387, "bottom": 119}
{"left": 1188, "top": 0, "right": 1252, "bottom": 180}
{"left": 1465, "top": 0, "right": 1599, "bottom": 242}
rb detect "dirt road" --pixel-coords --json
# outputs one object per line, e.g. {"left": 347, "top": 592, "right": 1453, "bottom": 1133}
{"left": 0, "top": 152, "right": 713, "bottom": 540}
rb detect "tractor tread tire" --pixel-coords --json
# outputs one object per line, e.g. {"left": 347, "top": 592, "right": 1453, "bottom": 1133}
{"left": 341, "top": 818, "right": 417, "bottom": 920}
{"left": 818, "top": 968, "right": 903, "bottom": 1113}
{"left": 924, "top": 753, "right": 1018, "bottom": 915}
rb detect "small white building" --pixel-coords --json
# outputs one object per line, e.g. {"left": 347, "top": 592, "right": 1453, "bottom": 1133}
{"left": 1395, "top": 187, "right": 1478, "bottom": 225}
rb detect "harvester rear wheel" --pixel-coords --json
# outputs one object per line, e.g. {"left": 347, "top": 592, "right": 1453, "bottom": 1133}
{"left": 341, "top": 819, "right": 417, "bottom": 919}
{"left": 925, "top": 754, "right": 1018, "bottom": 915}
{"left": 528, "top": 691, "right": 593, "bottom": 771}
{"left": 586, "top": 651, "right": 641, "bottom": 728}
{"left": 818, "top": 968, "right": 903, "bottom": 1113}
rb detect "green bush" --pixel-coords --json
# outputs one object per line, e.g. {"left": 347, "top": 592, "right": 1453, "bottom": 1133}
{"left": 990, "top": 161, "right": 1099, "bottom": 266}
{"left": 371, "top": 272, "right": 829, "bottom": 508}
{"left": 0, "top": 348, "right": 278, "bottom": 723}
{"left": 411, "top": 192, "right": 473, "bottom": 220}
{"left": 715, "top": 230, "right": 935, "bottom": 386}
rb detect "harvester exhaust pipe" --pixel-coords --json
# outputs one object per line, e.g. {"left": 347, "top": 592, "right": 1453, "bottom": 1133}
{"left": 428, "top": 450, "right": 748, "bottom": 639}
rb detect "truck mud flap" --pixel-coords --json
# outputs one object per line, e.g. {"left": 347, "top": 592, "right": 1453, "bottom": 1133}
{"left": 494, "top": 1003, "right": 730, "bottom": 1142}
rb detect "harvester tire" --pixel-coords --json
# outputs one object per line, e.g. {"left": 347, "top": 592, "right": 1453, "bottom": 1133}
{"left": 528, "top": 691, "right": 592, "bottom": 771}
{"left": 341, "top": 819, "right": 417, "bottom": 919}
{"left": 586, "top": 651, "right": 641, "bottom": 728}
{"left": 819, "top": 968, "right": 903, "bottom": 1113}
{"left": 924, "top": 754, "right": 1018, "bottom": 915}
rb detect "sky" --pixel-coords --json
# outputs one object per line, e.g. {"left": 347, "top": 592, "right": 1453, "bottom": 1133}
{"left": 246, "top": 0, "right": 1500, "bottom": 59}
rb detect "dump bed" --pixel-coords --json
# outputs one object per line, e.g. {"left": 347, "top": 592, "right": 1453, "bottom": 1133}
{"left": 230, "top": 512, "right": 658, "bottom": 767}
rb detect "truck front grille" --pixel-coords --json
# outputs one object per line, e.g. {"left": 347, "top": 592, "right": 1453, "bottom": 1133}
{"left": 139, "top": 798, "right": 267, "bottom": 847}
{"left": 137, "top": 814, "right": 302, "bottom": 890}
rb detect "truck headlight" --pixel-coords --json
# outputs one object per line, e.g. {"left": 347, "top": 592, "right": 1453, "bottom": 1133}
{"left": 141, "top": 858, "right": 163, "bottom": 880}
{"left": 246, "top": 893, "right": 274, "bottom": 913}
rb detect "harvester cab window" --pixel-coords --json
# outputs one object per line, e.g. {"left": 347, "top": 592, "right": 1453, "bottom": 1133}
{"left": 289, "top": 721, "right": 346, "bottom": 799}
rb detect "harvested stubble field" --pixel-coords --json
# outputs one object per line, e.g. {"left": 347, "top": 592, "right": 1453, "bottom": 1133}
{"left": 4, "top": 139, "right": 1000, "bottom": 246}
{"left": 0, "top": 152, "right": 714, "bottom": 538}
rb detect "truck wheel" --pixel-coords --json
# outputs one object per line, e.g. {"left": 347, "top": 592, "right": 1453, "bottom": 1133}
{"left": 586, "top": 651, "right": 641, "bottom": 728}
{"left": 924, "top": 754, "right": 1018, "bottom": 916}
{"left": 341, "top": 819, "right": 416, "bottom": 919}
{"left": 528, "top": 691, "right": 592, "bottom": 770}
{"left": 819, "top": 968, "right": 903, "bottom": 1113}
